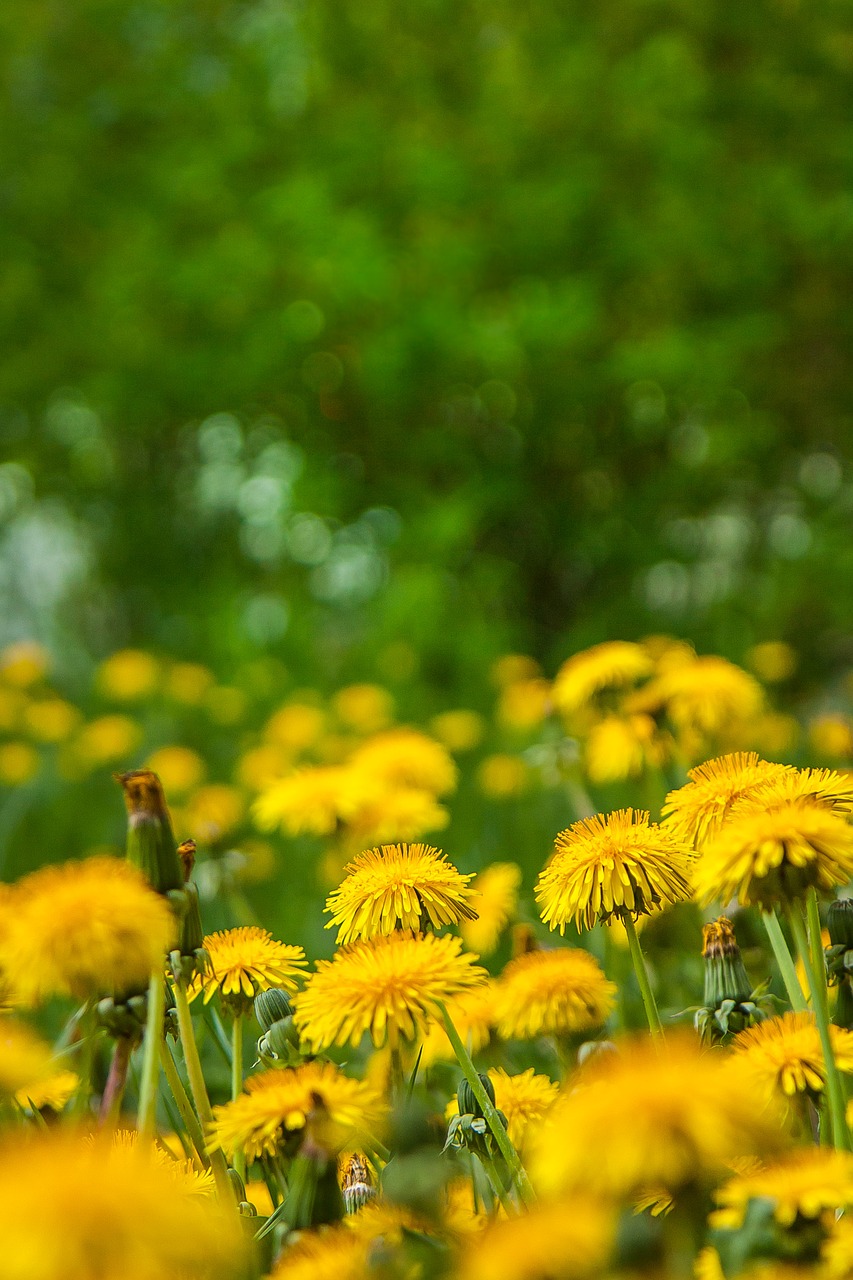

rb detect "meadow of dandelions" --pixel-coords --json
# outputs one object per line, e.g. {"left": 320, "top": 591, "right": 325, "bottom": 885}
{"left": 7, "top": 637, "right": 853, "bottom": 1277}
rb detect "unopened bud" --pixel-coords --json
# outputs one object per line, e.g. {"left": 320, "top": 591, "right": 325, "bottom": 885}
{"left": 116, "top": 770, "right": 183, "bottom": 893}
{"left": 701, "top": 917, "right": 751, "bottom": 1006}
{"left": 254, "top": 988, "right": 293, "bottom": 1032}
{"left": 456, "top": 1073, "right": 495, "bottom": 1119}
{"left": 339, "top": 1152, "right": 376, "bottom": 1214}
{"left": 828, "top": 899, "right": 853, "bottom": 950}
{"left": 177, "top": 838, "right": 196, "bottom": 883}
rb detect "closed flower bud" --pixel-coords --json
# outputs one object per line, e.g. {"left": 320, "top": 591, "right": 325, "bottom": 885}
{"left": 257, "top": 1016, "right": 300, "bottom": 1065}
{"left": 117, "top": 770, "right": 183, "bottom": 894}
{"left": 701, "top": 918, "right": 752, "bottom": 1006}
{"left": 828, "top": 898, "right": 853, "bottom": 950}
{"left": 339, "top": 1152, "right": 376, "bottom": 1214}
{"left": 254, "top": 987, "right": 293, "bottom": 1032}
{"left": 456, "top": 1072, "right": 495, "bottom": 1119}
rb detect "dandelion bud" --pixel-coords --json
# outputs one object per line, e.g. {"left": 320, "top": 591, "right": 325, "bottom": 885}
{"left": 177, "top": 838, "right": 196, "bottom": 883}
{"left": 227, "top": 1167, "right": 247, "bottom": 1203}
{"left": 701, "top": 918, "right": 751, "bottom": 1007}
{"left": 339, "top": 1152, "right": 376, "bottom": 1214}
{"left": 257, "top": 1016, "right": 300, "bottom": 1065}
{"left": 456, "top": 1072, "right": 495, "bottom": 1119}
{"left": 828, "top": 898, "right": 853, "bottom": 950}
{"left": 827, "top": 898, "right": 853, "bottom": 1029}
{"left": 254, "top": 987, "right": 293, "bottom": 1032}
{"left": 117, "top": 770, "right": 183, "bottom": 894}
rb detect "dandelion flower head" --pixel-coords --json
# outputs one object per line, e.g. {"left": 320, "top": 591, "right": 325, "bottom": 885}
{"left": 712, "top": 1147, "right": 853, "bottom": 1231}
{"left": 643, "top": 655, "right": 764, "bottom": 740}
{"left": 552, "top": 641, "right": 653, "bottom": 718}
{"left": 458, "top": 1197, "right": 615, "bottom": 1280}
{"left": 14, "top": 1067, "right": 78, "bottom": 1114}
{"left": 349, "top": 727, "right": 458, "bottom": 796}
{"left": 253, "top": 766, "right": 368, "bottom": 837}
{"left": 460, "top": 862, "right": 521, "bottom": 955}
{"left": 418, "top": 983, "right": 495, "bottom": 1066}
{"left": 268, "top": 1225, "right": 366, "bottom": 1280}
{"left": 188, "top": 926, "right": 306, "bottom": 1008}
{"left": 731, "top": 1012, "right": 853, "bottom": 1101}
{"left": 495, "top": 947, "right": 616, "bottom": 1040}
{"left": 0, "top": 1018, "right": 55, "bottom": 1097}
{"left": 662, "top": 752, "right": 789, "bottom": 850}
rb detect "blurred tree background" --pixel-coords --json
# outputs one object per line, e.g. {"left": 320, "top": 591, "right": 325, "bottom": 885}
{"left": 2, "top": 0, "right": 852, "bottom": 700}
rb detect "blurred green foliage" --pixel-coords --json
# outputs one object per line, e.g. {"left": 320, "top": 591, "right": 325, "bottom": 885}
{"left": 1, "top": 0, "right": 852, "bottom": 693}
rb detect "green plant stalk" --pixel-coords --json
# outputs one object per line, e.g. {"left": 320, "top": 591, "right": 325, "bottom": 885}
{"left": 789, "top": 907, "right": 850, "bottom": 1150}
{"left": 479, "top": 1151, "right": 515, "bottom": 1216}
{"left": 622, "top": 913, "right": 663, "bottom": 1037}
{"left": 159, "top": 1039, "right": 209, "bottom": 1170}
{"left": 439, "top": 1002, "right": 535, "bottom": 1208}
{"left": 232, "top": 1013, "right": 246, "bottom": 1182}
{"left": 70, "top": 1003, "right": 97, "bottom": 1120}
{"left": 137, "top": 971, "right": 165, "bottom": 1138}
{"left": 171, "top": 976, "right": 238, "bottom": 1204}
{"left": 762, "top": 910, "right": 808, "bottom": 1012}
{"left": 807, "top": 890, "right": 831, "bottom": 1022}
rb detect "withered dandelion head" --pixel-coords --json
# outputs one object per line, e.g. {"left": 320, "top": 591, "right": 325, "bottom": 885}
{"left": 293, "top": 932, "right": 487, "bottom": 1052}
{"left": 324, "top": 843, "right": 477, "bottom": 945}
{"left": 187, "top": 926, "right": 306, "bottom": 1010}
{"left": 537, "top": 809, "right": 694, "bottom": 933}
{"left": 0, "top": 857, "right": 176, "bottom": 1005}
{"left": 210, "top": 1061, "right": 384, "bottom": 1163}
{"left": 495, "top": 948, "right": 617, "bottom": 1040}
{"left": 693, "top": 800, "right": 853, "bottom": 910}
{"left": 662, "top": 753, "right": 789, "bottom": 850}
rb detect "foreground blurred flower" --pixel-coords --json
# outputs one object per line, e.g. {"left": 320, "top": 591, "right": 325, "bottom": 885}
{"left": 495, "top": 948, "right": 616, "bottom": 1040}
{"left": 324, "top": 843, "right": 477, "bottom": 945}
{"left": 457, "top": 1197, "right": 615, "bottom": 1280}
{"left": 529, "top": 1033, "right": 786, "bottom": 1201}
{"left": 210, "top": 1061, "right": 384, "bottom": 1162}
{"left": 294, "top": 932, "right": 487, "bottom": 1051}
{"left": 537, "top": 809, "right": 694, "bottom": 932}
{"left": 731, "top": 1012, "right": 853, "bottom": 1101}
{"left": 693, "top": 801, "right": 853, "bottom": 909}
{"left": 447, "top": 1067, "right": 559, "bottom": 1153}
{"left": 712, "top": 1147, "right": 853, "bottom": 1230}
{"left": 268, "top": 1224, "right": 366, "bottom": 1280}
{"left": 0, "top": 857, "right": 176, "bottom": 1004}
{"left": 187, "top": 926, "right": 306, "bottom": 1010}
{"left": 0, "top": 1018, "right": 54, "bottom": 1096}
{"left": 0, "top": 1130, "right": 245, "bottom": 1280}
{"left": 461, "top": 862, "right": 521, "bottom": 955}
{"left": 662, "top": 753, "right": 788, "bottom": 850}
{"left": 552, "top": 641, "right": 652, "bottom": 718}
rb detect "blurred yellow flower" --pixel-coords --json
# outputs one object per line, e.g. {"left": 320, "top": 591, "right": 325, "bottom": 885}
{"left": 146, "top": 745, "right": 205, "bottom": 796}
{"left": 447, "top": 1067, "right": 559, "bottom": 1153}
{"left": 553, "top": 641, "right": 653, "bottom": 718}
{"left": 461, "top": 862, "right": 521, "bottom": 955}
{"left": 350, "top": 727, "right": 458, "bottom": 795}
{"left": 430, "top": 709, "right": 485, "bottom": 752}
{"left": 495, "top": 948, "right": 616, "bottom": 1040}
{"left": 97, "top": 649, "right": 159, "bottom": 701}
{"left": 731, "top": 1012, "right": 853, "bottom": 1100}
{"left": 332, "top": 683, "right": 394, "bottom": 733}
{"left": 498, "top": 678, "right": 552, "bottom": 731}
{"left": 662, "top": 752, "right": 788, "bottom": 850}
{"left": 346, "top": 785, "right": 450, "bottom": 845}
{"left": 824, "top": 1214, "right": 853, "bottom": 1279}
{"left": 713, "top": 1147, "right": 853, "bottom": 1230}
{"left": 264, "top": 702, "right": 327, "bottom": 752}
{"left": 0, "top": 686, "right": 24, "bottom": 731}
{"left": 537, "top": 808, "right": 694, "bottom": 932}
{"left": 294, "top": 931, "right": 487, "bottom": 1051}
{"left": 477, "top": 753, "right": 529, "bottom": 798}
{"left": 254, "top": 766, "right": 367, "bottom": 836}
{"left": 458, "top": 1197, "right": 614, "bottom": 1280}
{"left": 752, "top": 712, "right": 800, "bottom": 757}
{"left": 188, "top": 926, "right": 306, "bottom": 1006}
{"left": 268, "top": 1224, "right": 366, "bottom": 1280}
{"left": 236, "top": 743, "right": 292, "bottom": 792}
{"left": 166, "top": 662, "right": 214, "bottom": 705}
{"left": 490, "top": 654, "right": 541, "bottom": 687}
{"left": 809, "top": 713, "right": 853, "bottom": 761}
{"left": 746, "top": 641, "right": 797, "bottom": 684}
{"left": 325, "top": 843, "right": 477, "bottom": 945}
{"left": 584, "top": 713, "right": 667, "bottom": 784}
{"left": 184, "top": 784, "right": 244, "bottom": 842}
{"left": 74, "top": 714, "right": 142, "bottom": 768}
{"left": 0, "top": 856, "right": 176, "bottom": 1004}
{"left": 14, "top": 1068, "right": 79, "bottom": 1113}
{"left": 643, "top": 655, "right": 764, "bottom": 741}
{"left": 0, "top": 741, "right": 39, "bottom": 786}
{"left": 0, "top": 641, "right": 50, "bottom": 687}
{"left": 0, "top": 1018, "right": 55, "bottom": 1096}
{"left": 210, "top": 1061, "right": 384, "bottom": 1162}
{"left": 23, "top": 698, "right": 81, "bottom": 743}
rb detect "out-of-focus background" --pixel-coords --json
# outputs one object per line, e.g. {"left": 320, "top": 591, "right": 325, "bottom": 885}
{"left": 2, "top": 1, "right": 852, "bottom": 942}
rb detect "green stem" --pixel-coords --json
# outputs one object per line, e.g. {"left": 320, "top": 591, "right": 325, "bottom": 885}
{"left": 137, "top": 971, "right": 165, "bottom": 1138}
{"left": 159, "top": 1039, "right": 209, "bottom": 1170}
{"left": 789, "top": 907, "right": 850, "bottom": 1150}
{"left": 438, "top": 1002, "right": 535, "bottom": 1208}
{"left": 762, "top": 910, "right": 808, "bottom": 1013}
{"left": 622, "top": 913, "right": 663, "bottom": 1037}
{"left": 807, "top": 890, "right": 831, "bottom": 1023}
{"left": 70, "top": 1003, "right": 98, "bottom": 1120}
{"left": 171, "top": 974, "right": 238, "bottom": 1204}
{"left": 479, "top": 1151, "right": 515, "bottom": 1216}
{"left": 232, "top": 1013, "right": 245, "bottom": 1183}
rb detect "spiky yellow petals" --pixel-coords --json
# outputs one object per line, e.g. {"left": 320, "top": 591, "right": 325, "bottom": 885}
{"left": 460, "top": 862, "right": 521, "bottom": 956}
{"left": 495, "top": 948, "right": 616, "bottom": 1040}
{"left": 293, "top": 932, "right": 487, "bottom": 1051}
{"left": 0, "top": 857, "right": 176, "bottom": 1005}
{"left": 713, "top": 1148, "right": 853, "bottom": 1231}
{"left": 662, "top": 752, "right": 788, "bottom": 850}
{"left": 537, "top": 809, "right": 694, "bottom": 932}
{"left": 209, "top": 1061, "right": 383, "bottom": 1163}
{"left": 325, "top": 843, "right": 477, "bottom": 945}
{"left": 731, "top": 1012, "right": 853, "bottom": 1100}
{"left": 693, "top": 801, "right": 853, "bottom": 909}
{"left": 187, "top": 927, "right": 306, "bottom": 1005}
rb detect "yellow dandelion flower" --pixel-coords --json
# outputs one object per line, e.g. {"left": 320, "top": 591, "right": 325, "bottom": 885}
{"left": 263, "top": 702, "right": 327, "bottom": 752}
{"left": 553, "top": 641, "right": 653, "bottom": 718}
{"left": 694, "top": 1246, "right": 727, "bottom": 1280}
{"left": 537, "top": 808, "right": 694, "bottom": 933}
{"left": 430, "top": 709, "right": 485, "bottom": 752}
{"left": 14, "top": 1067, "right": 78, "bottom": 1113}
{"left": 447, "top": 1067, "right": 559, "bottom": 1153}
{"left": 644, "top": 655, "right": 764, "bottom": 740}
{"left": 332, "top": 683, "right": 394, "bottom": 734}
{"left": 0, "top": 741, "right": 39, "bottom": 786}
{"left": 253, "top": 766, "right": 368, "bottom": 836}
{"left": 495, "top": 947, "right": 617, "bottom": 1040}
{"left": 461, "top": 862, "right": 521, "bottom": 956}
{"left": 344, "top": 1197, "right": 433, "bottom": 1243}
{"left": 209, "top": 1061, "right": 384, "bottom": 1162}
{"left": 73, "top": 714, "right": 142, "bottom": 768}
{"left": 824, "top": 1214, "right": 853, "bottom": 1279}
{"left": 633, "top": 1187, "right": 674, "bottom": 1217}
{"left": 293, "top": 932, "right": 487, "bottom": 1052}
{"left": 662, "top": 752, "right": 789, "bottom": 850}
{"left": 809, "top": 714, "right": 853, "bottom": 761}
{"left": 0, "top": 1129, "right": 245, "bottom": 1280}
{"left": 498, "top": 677, "right": 552, "bottom": 731}
{"left": 188, "top": 927, "right": 306, "bottom": 1007}
{"left": 477, "top": 753, "right": 530, "bottom": 798}
{"left": 713, "top": 1148, "right": 853, "bottom": 1231}
{"left": 491, "top": 654, "right": 541, "bottom": 687}
{"left": 0, "top": 641, "right": 49, "bottom": 687}
{"left": 746, "top": 641, "right": 797, "bottom": 683}
{"left": 236, "top": 743, "right": 292, "bottom": 792}
{"left": 344, "top": 786, "right": 450, "bottom": 845}
{"left": 693, "top": 800, "right": 853, "bottom": 909}
{"left": 108, "top": 1129, "right": 215, "bottom": 1196}
{"left": 268, "top": 1224, "right": 366, "bottom": 1280}
{"left": 731, "top": 1012, "right": 853, "bottom": 1100}
{"left": 418, "top": 983, "right": 496, "bottom": 1066}
{"left": 584, "top": 713, "right": 668, "bottom": 784}
{"left": 145, "top": 745, "right": 205, "bottom": 796}
{"left": 184, "top": 784, "right": 244, "bottom": 842}
{"left": 96, "top": 648, "right": 160, "bottom": 701}
{"left": 458, "top": 1197, "right": 615, "bottom": 1280}
{"left": 166, "top": 662, "right": 214, "bottom": 705}
{"left": 0, "top": 856, "right": 176, "bottom": 1005}
{"left": 350, "top": 728, "right": 458, "bottom": 796}
{"left": 0, "top": 1018, "right": 55, "bottom": 1096}
{"left": 324, "top": 843, "right": 477, "bottom": 945}
{"left": 739, "top": 765, "right": 853, "bottom": 816}
{"left": 23, "top": 698, "right": 81, "bottom": 743}
{"left": 529, "top": 1032, "right": 786, "bottom": 1201}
